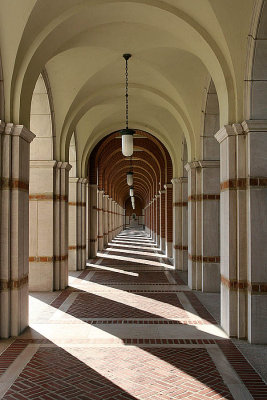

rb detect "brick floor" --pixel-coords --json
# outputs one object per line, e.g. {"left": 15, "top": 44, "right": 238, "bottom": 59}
{"left": 90, "top": 271, "right": 169, "bottom": 283}
{"left": 3, "top": 347, "right": 234, "bottom": 400}
{"left": 1, "top": 229, "right": 267, "bottom": 400}
{"left": 66, "top": 292, "right": 187, "bottom": 319}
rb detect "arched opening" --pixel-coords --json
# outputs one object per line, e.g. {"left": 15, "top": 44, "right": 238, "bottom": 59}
{"left": 87, "top": 129, "right": 173, "bottom": 260}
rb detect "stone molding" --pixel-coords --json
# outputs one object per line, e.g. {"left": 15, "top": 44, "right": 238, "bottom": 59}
{"left": 3, "top": 123, "right": 36, "bottom": 143}
{"left": 198, "top": 160, "right": 220, "bottom": 168}
{"left": 69, "top": 177, "right": 80, "bottom": 183}
{"left": 171, "top": 177, "right": 188, "bottom": 184}
{"left": 164, "top": 183, "right": 172, "bottom": 189}
{"left": 30, "top": 160, "right": 57, "bottom": 168}
{"left": 185, "top": 161, "right": 200, "bottom": 172}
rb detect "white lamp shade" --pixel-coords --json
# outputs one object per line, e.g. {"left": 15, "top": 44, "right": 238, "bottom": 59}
{"left": 130, "top": 188, "right": 134, "bottom": 197}
{"left": 122, "top": 134, "right": 133, "bottom": 157}
{"left": 127, "top": 172, "right": 133, "bottom": 186}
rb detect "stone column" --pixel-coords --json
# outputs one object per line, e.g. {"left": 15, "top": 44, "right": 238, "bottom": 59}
{"left": 103, "top": 194, "right": 109, "bottom": 247}
{"left": 29, "top": 160, "right": 56, "bottom": 289}
{"left": 0, "top": 123, "right": 35, "bottom": 339}
{"left": 216, "top": 122, "right": 267, "bottom": 343}
{"left": 172, "top": 178, "right": 188, "bottom": 270}
{"left": 68, "top": 177, "right": 79, "bottom": 271}
{"left": 199, "top": 161, "right": 220, "bottom": 292}
{"left": 112, "top": 200, "right": 116, "bottom": 239}
{"left": 185, "top": 162, "right": 200, "bottom": 290}
{"left": 89, "top": 184, "right": 98, "bottom": 258}
{"left": 155, "top": 195, "right": 160, "bottom": 246}
{"left": 164, "top": 184, "right": 173, "bottom": 258}
{"left": 58, "top": 162, "right": 71, "bottom": 289}
{"left": 97, "top": 190, "right": 104, "bottom": 251}
{"left": 159, "top": 190, "right": 166, "bottom": 253}
{"left": 81, "top": 179, "right": 87, "bottom": 267}
{"left": 86, "top": 180, "right": 89, "bottom": 258}
{"left": 108, "top": 198, "right": 113, "bottom": 242}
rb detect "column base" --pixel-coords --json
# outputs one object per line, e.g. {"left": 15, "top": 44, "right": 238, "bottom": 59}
{"left": 248, "top": 294, "right": 267, "bottom": 344}
{"left": 202, "top": 263, "right": 220, "bottom": 292}
{"left": 166, "top": 242, "right": 172, "bottom": 258}
{"left": 160, "top": 237, "right": 166, "bottom": 253}
{"left": 29, "top": 262, "right": 53, "bottom": 291}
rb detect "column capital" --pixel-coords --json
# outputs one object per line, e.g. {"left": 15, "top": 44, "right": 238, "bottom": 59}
{"left": 214, "top": 124, "right": 243, "bottom": 144}
{"left": 3, "top": 123, "right": 36, "bottom": 143}
{"left": 103, "top": 194, "right": 109, "bottom": 198}
{"left": 159, "top": 190, "right": 166, "bottom": 195}
{"left": 98, "top": 189, "right": 105, "bottom": 194}
{"left": 60, "top": 162, "right": 72, "bottom": 171}
{"left": 172, "top": 177, "right": 188, "bottom": 184}
{"left": 155, "top": 194, "right": 160, "bottom": 198}
{"left": 164, "top": 183, "right": 172, "bottom": 189}
{"left": 185, "top": 161, "right": 200, "bottom": 172}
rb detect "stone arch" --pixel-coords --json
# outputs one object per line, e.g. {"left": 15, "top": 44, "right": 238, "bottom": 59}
{"left": 245, "top": 0, "right": 267, "bottom": 119}
{"left": 0, "top": 51, "right": 4, "bottom": 120}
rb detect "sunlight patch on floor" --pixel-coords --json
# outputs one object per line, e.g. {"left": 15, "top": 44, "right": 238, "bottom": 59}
{"left": 86, "top": 263, "right": 139, "bottom": 276}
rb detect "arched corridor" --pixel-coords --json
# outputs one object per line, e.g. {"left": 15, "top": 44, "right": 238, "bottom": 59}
{"left": 0, "top": 0, "right": 267, "bottom": 398}
{"left": 1, "top": 228, "right": 266, "bottom": 399}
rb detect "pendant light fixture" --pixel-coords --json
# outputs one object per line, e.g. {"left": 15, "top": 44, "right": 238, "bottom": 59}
{"left": 127, "top": 155, "right": 134, "bottom": 186}
{"left": 130, "top": 186, "right": 134, "bottom": 197}
{"left": 127, "top": 171, "right": 133, "bottom": 186}
{"left": 120, "top": 54, "right": 134, "bottom": 157}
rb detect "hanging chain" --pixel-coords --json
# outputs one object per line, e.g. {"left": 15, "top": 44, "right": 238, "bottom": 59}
{"left": 125, "top": 57, "right": 129, "bottom": 129}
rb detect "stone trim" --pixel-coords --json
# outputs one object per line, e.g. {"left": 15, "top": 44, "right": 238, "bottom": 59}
{"left": 29, "top": 255, "right": 68, "bottom": 262}
{"left": 221, "top": 276, "right": 267, "bottom": 293}
{"left": 1, "top": 178, "right": 29, "bottom": 191}
{"left": 0, "top": 275, "right": 28, "bottom": 291}
{"left": 54, "top": 194, "right": 68, "bottom": 201}
{"left": 174, "top": 245, "right": 188, "bottom": 250}
{"left": 30, "top": 194, "right": 53, "bottom": 200}
{"left": 68, "top": 245, "right": 86, "bottom": 250}
{"left": 68, "top": 201, "right": 86, "bottom": 207}
{"left": 173, "top": 202, "right": 188, "bottom": 207}
{"left": 221, "top": 178, "right": 267, "bottom": 191}
{"left": 90, "top": 239, "right": 97, "bottom": 243}
{"left": 188, "top": 194, "right": 220, "bottom": 201}
{"left": 189, "top": 254, "right": 220, "bottom": 263}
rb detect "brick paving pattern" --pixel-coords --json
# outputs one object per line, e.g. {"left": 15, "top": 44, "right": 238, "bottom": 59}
{"left": 3, "top": 346, "right": 234, "bottom": 400}
{"left": 0, "top": 229, "right": 267, "bottom": 399}
{"left": 67, "top": 292, "right": 187, "bottom": 319}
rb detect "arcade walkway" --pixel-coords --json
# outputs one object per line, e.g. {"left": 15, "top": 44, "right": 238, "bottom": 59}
{"left": 0, "top": 230, "right": 266, "bottom": 399}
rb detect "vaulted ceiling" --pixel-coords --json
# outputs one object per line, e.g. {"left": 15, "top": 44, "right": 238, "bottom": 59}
{"left": 0, "top": 0, "right": 255, "bottom": 176}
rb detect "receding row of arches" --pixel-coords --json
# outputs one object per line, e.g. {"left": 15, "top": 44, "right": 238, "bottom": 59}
{"left": 0, "top": 0, "right": 267, "bottom": 345}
